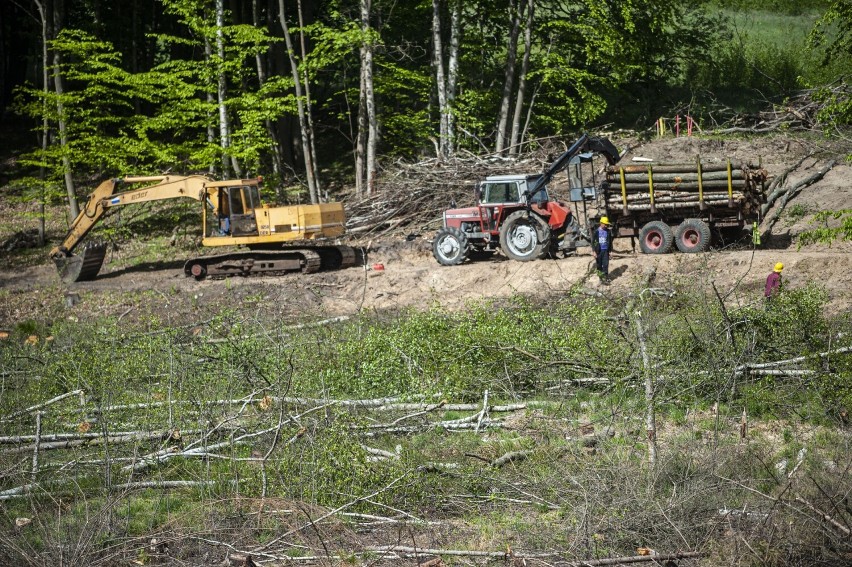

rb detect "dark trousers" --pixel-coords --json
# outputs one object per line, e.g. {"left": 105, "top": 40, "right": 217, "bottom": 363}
{"left": 596, "top": 249, "right": 610, "bottom": 278}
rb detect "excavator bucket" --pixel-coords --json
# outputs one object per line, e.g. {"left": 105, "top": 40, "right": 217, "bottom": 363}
{"left": 53, "top": 243, "right": 108, "bottom": 283}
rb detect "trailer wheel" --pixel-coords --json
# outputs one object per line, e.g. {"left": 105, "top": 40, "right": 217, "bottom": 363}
{"left": 499, "top": 211, "right": 550, "bottom": 261}
{"left": 433, "top": 227, "right": 470, "bottom": 265}
{"left": 639, "top": 221, "right": 674, "bottom": 254}
{"left": 675, "top": 219, "right": 711, "bottom": 253}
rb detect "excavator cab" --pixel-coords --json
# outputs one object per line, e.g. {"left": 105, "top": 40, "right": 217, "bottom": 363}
{"left": 215, "top": 186, "right": 259, "bottom": 237}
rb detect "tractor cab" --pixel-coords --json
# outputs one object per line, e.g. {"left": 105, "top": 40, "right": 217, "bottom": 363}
{"left": 477, "top": 174, "right": 548, "bottom": 207}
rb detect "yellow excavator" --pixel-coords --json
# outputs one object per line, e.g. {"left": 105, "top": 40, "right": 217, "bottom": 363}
{"left": 50, "top": 175, "right": 355, "bottom": 283}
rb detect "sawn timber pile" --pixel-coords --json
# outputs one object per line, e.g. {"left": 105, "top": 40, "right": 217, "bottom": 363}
{"left": 603, "top": 162, "right": 768, "bottom": 214}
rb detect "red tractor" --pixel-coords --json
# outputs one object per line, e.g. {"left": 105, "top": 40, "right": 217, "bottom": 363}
{"left": 433, "top": 134, "right": 620, "bottom": 265}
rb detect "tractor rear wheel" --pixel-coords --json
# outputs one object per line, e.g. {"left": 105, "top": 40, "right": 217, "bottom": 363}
{"left": 499, "top": 211, "right": 551, "bottom": 261}
{"left": 432, "top": 226, "right": 470, "bottom": 265}
{"left": 639, "top": 221, "right": 674, "bottom": 254}
{"left": 674, "top": 218, "right": 711, "bottom": 253}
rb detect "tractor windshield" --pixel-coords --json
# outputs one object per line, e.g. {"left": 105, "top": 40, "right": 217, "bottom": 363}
{"left": 481, "top": 182, "right": 520, "bottom": 204}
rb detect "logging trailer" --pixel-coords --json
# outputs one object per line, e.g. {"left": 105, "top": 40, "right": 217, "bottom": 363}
{"left": 51, "top": 175, "right": 355, "bottom": 283}
{"left": 432, "top": 134, "right": 768, "bottom": 265}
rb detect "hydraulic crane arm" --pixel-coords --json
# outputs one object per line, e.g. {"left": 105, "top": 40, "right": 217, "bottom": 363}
{"left": 49, "top": 175, "right": 212, "bottom": 257}
{"left": 525, "top": 134, "right": 621, "bottom": 198}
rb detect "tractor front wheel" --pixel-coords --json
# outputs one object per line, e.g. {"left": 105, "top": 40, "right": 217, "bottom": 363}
{"left": 499, "top": 211, "right": 551, "bottom": 261}
{"left": 432, "top": 226, "right": 470, "bottom": 265}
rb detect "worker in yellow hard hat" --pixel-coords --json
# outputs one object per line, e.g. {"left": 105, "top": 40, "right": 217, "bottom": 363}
{"left": 592, "top": 216, "right": 614, "bottom": 284}
{"left": 765, "top": 262, "right": 783, "bottom": 302}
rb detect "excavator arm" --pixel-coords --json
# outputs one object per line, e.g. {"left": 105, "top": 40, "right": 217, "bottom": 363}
{"left": 50, "top": 175, "right": 214, "bottom": 283}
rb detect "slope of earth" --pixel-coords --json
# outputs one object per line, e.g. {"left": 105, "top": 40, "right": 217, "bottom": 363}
{"left": 0, "top": 133, "right": 850, "bottom": 328}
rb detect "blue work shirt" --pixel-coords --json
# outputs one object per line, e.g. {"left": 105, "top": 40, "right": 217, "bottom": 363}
{"left": 597, "top": 227, "right": 609, "bottom": 251}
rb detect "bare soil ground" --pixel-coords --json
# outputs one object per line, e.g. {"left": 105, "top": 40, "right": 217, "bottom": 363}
{"left": 0, "top": 133, "right": 850, "bottom": 328}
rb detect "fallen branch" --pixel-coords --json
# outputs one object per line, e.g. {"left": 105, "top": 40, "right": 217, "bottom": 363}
{"left": 735, "top": 345, "right": 852, "bottom": 376}
{"left": 1, "top": 430, "right": 182, "bottom": 454}
{"left": 1, "top": 389, "right": 84, "bottom": 422}
{"left": 111, "top": 480, "right": 221, "bottom": 490}
{"left": 490, "top": 450, "right": 533, "bottom": 468}
{"left": 365, "top": 545, "right": 705, "bottom": 565}
{"left": 794, "top": 494, "right": 851, "bottom": 536}
{"left": 765, "top": 160, "right": 836, "bottom": 232}
{"left": 554, "top": 551, "right": 706, "bottom": 566}
{"left": 122, "top": 424, "right": 287, "bottom": 474}
{"left": 361, "top": 418, "right": 505, "bottom": 436}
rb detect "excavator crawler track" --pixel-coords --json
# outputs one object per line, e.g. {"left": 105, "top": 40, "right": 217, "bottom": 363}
{"left": 183, "top": 248, "right": 327, "bottom": 280}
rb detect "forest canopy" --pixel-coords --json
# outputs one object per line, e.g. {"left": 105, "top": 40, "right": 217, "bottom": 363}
{"left": 0, "top": 0, "right": 849, "bottom": 208}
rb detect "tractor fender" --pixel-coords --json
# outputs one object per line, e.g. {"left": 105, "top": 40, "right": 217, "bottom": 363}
{"left": 540, "top": 201, "right": 572, "bottom": 229}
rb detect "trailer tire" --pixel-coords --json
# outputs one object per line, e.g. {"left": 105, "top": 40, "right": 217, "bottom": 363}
{"left": 675, "top": 219, "right": 711, "bottom": 253}
{"left": 639, "top": 221, "right": 674, "bottom": 254}
{"left": 433, "top": 226, "right": 470, "bottom": 265}
{"left": 499, "top": 211, "right": 551, "bottom": 261}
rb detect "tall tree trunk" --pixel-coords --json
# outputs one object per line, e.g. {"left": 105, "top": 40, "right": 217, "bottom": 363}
{"left": 363, "top": 0, "right": 378, "bottom": 195}
{"left": 253, "top": 0, "right": 285, "bottom": 194}
{"left": 278, "top": 0, "right": 318, "bottom": 204}
{"left": 296, "top": 0, "right": 321, "bottom": 199}
{"left": 495, "top": 0, "right": 521, "bottom": 155}
{"left": 509, "top": 0, "right": 533, "bottom": 155}
{"left": 215, "top": 0, "right": 242, "bottom": 179}
{"left": 51, "top": 0, "right": 79, "bottom": 220}
{"left": 34, "top": 0, "right": 48, "bottom": 246}
{"left": 355, "top": 41, "right": 367, "bottom": 197}
{"left": 446, "top": 0, "right": 461, "bottom": 158}
{"left": 431, "top": 0, "right": 448, "bottom": 161}
{"left": 205, "top": 36, "right": 217, "bottom": 176}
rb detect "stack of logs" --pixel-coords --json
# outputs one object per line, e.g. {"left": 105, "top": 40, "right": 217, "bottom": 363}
{"left": 603, "top": 162, "right": 768, "bottom": 214}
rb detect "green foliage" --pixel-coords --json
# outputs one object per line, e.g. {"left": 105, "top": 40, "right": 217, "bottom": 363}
{"left": 300, "top": 296, "right": 620, "bottom": 400}
{"left": 798, "top": 208, "right": 852, "bottom": 246}
{"left": 1, "top": 279, "right": 851, "bottom": 565}
{"left": 785, "top": 203, "right": 811, "bottom": 222}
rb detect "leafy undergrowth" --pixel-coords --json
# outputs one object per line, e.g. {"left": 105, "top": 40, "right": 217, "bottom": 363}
{"left": 0, "top": 282, "right": 850, "bottom": 566}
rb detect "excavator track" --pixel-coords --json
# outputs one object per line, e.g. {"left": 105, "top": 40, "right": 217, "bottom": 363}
{"left": 183, "top": 247, "right": 355, "bottom": 280}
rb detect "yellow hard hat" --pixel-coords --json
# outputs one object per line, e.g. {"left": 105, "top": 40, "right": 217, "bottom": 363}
{"left": 774, "top": 262, "right": 784, "bottom": 272}
{"left": 600, "top": 216, "right": 610, "bottom": 225}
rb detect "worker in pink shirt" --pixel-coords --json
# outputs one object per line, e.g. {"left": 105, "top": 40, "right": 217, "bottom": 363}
{"left": 765, "top": 262, "right": 783, "bottom": 302}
